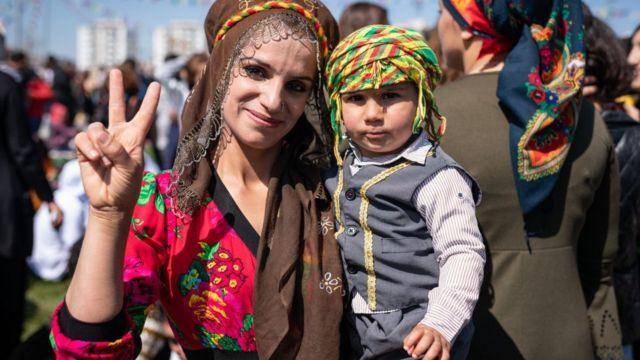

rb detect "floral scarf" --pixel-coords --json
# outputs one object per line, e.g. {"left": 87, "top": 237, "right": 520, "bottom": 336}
{"left": 443, "top": 0, "right": 585, "bottom": 214}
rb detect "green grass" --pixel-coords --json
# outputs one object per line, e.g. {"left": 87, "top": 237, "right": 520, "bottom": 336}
{"left": 22, "top": 276, "right": 71, "bottom": 341}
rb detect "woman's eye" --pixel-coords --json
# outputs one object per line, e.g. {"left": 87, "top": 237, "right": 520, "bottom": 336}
{"left": 286, "top": 81, "right": 307, "bottom": 93}
{"left": 243, "top": 65, "right": 266, "bottom": 79}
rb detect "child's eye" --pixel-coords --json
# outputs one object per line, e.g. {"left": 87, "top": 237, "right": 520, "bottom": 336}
{"left": 381, "top": 92, "right": 400, "bottom": 100}
{"left": 345, "top": 94, "right": 364, "bottom": 103}
{"left": 243, "top": 65, "right": 267, "bottom": 79}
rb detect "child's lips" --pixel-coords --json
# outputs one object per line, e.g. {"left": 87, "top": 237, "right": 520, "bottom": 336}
{"left": 364, "top": 132, "right": 388, "bottom": 140}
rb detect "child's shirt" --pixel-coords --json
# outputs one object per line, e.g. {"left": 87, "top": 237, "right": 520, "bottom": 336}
{"left": 326, "top": 132, "right": 485, "bottom": 343}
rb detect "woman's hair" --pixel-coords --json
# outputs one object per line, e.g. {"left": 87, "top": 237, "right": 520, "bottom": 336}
{"left": 583, "top": 4, "right": 634, "bottom": 103}
{"left": 627, "top": 24, "right": 640, "bottom": 54}
{"left": 338, "top": 2, "right": 388, "bottom": 39}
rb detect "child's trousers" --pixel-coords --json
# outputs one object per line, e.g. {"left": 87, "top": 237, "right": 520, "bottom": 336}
{"left": 345, "top": 303, "right": 474, "bottom": 360}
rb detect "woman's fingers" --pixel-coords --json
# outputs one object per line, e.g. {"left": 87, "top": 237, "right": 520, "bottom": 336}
{"left": 108, "top": 69, "right": 126, "bottom": 128}
{"left": 132, "top": 81, "right": 161, "bottom": 140}
{"left": 75, "top": 132, "right": 100, "bottom": 163}
{"left": 86, "top": 122, "right": 131, "bottom": 167}
{"left": 86, "top": 123, "right": 112, "bottom": 167}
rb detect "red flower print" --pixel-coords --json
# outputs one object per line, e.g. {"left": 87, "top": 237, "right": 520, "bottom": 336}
{"left": 540, "top": 47, "right": 552, "bottom": 67}
{"left": 529, "top": 88, "right": 546, "bottom": 104}
{"left": 231, "top": 259, "right": 244, "bottom": 274}
{"left": 528, "top": 71, "right": 542, "bottom": 86}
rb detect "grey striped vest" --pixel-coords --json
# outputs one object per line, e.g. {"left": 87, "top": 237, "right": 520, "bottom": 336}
{"left": 325, "top": 146, "right": 477, "bottom": 311}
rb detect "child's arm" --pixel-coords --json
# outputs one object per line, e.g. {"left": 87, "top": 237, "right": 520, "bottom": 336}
{"left": 403, "top": 166, "right": 485, "bottom": 359}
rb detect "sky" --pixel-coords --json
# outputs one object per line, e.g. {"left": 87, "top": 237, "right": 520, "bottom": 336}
{"left": 1, "top": 0, "right": 639, "bottom": 62}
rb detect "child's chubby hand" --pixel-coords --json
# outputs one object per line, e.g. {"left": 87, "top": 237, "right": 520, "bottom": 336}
{"left": 403, "top": 324, "right": 451, "bottom": 360}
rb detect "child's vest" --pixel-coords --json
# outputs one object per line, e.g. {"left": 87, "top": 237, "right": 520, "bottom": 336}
{"left": 325, "top": 146, "right": 478, "bottom": 311}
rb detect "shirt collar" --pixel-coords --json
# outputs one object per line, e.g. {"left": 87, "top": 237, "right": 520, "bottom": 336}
{"left": 349, "top": 131, "right": 433, "bottom": 167}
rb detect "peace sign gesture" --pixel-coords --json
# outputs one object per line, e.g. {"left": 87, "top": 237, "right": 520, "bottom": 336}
{"left": 75, "top": 69, "right": 161, "bottom": 213}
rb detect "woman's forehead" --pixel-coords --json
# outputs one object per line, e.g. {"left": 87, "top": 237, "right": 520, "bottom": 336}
{"left": 247, "top": 40, "right": 318, "bottom": 77}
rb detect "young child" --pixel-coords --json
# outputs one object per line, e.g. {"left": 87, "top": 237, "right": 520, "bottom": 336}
{"left": 324, "top": 25, "right": 485, "bottom": 360}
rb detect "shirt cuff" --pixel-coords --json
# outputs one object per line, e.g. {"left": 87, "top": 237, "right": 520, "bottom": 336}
{"left": 58, "top": 301, "right": 128, "bottom": 342}
{"left": 420, "top": 302, "right": 467, "bottom": 344}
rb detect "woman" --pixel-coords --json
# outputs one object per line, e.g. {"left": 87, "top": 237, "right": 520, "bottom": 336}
{"left": 50, "top": 1, "right": 343, "bottom": 359}
{"left": 434, "top": 0, "right": 622, "bottom": 358}
{"left": 584, "top": 8, "right": 640, "bottom": 359}
{"left": 625, "top": 24, "right": 640, "bottom": 121}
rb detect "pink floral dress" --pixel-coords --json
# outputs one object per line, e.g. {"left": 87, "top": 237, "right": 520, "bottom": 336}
{"left": 50, "top": 172, "right": 260, "bottom": 358}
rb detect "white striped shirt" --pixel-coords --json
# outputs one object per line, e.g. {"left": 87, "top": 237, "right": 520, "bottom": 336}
{"left": 347, "top": 133, "right": 486, "bottom": 343}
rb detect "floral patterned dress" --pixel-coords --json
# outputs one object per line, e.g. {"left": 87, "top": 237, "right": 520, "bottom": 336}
{"left": 50, "top": 171, "right": 261, "bottom": 358}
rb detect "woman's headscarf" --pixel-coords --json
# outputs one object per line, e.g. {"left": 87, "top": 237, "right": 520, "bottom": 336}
{"left": 443, "top": 0, "right": 585, "bottom": 215}
{"left": 325, "top": 25, "right": 446, "bottom": 165}
{"left": 168, "top": 1, "right": 344, "bottom": 359}
{"left": 170, "top": 0, "right": 339, "bottom": 215}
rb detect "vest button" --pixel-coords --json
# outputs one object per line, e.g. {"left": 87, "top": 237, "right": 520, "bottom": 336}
{"left": 345, "top": 188, "right": 356, "bottom": 201}
{"left": 346, "top": 226, "right": 359, "bottom": 236}
{"left": 347, "top": 264, "right": 358, "bottom": 274}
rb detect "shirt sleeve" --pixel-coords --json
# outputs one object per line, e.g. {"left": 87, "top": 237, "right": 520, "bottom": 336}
{"left": 50, "top": 172, "right": 168, "bottom": 359}
{"left": 413, "top": 167, "right": 485, "bottom": 344}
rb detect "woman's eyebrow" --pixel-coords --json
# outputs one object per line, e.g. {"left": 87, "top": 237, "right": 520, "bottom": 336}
{"left": 249, "top": 56, "right": 315, "bottom": 82}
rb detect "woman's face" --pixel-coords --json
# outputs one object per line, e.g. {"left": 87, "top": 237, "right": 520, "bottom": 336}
{"left": 222, "top": 36, "right": 317, "bottom": 151}
{"left": 436, "top": 3, "right": 465, "bottom": 73}
{"left": 628, "top": 29, "right": 640, "bottom": 91}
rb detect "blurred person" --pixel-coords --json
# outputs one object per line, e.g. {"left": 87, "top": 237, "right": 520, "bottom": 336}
{"left": 584, "top": 7, "right": 640, "bottom": 359}
{"left": 625, "top": 24, "right": 640, "bottom": 121}
{"left": 435, "top": 0, "right": 622, "bottom": 358}
{"left": 7, "top": 51, "right": 54, "bottom": 135}
{"left": 154, "top": 54, "right": 189, "bottom": 170}
{"left": 28, "top": 152, "right": 159, "bottom": 282}
{"left": 45, "top": 56, "right": 77, "bottom": 125}
{"left": 7, "top": 51, "right": 36, "bottom": 85}
{"left": 423, "top": 27, "right": 461, "bottom": 84}
{"left": 0, "top": 22, "right": 6, "bottom": 61}
{"left": 338, "top": 2, "right": 389, "bottom": 39}
{"left": 0, "top": 46, "right": 63, "bottom": 357}
{"left": 154, "top": 53, "right": 208, "bottom": 169}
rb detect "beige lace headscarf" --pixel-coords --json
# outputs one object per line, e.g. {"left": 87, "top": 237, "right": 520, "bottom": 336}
{"left": 169, "top": 0, "right": 340, "bottom": 216}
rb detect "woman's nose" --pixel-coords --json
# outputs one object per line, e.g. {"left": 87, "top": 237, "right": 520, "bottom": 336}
{"left": 260, "top": 81, "right": 285, "bottom": 114}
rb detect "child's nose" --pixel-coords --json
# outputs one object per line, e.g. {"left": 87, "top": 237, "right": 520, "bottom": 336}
{"left": 363, "top": 99, "right": 384, "bottom": 124}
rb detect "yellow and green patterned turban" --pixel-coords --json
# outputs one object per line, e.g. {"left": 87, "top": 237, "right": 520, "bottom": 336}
{"left": 325, "top": 24, "right": 446, "bottom": 146}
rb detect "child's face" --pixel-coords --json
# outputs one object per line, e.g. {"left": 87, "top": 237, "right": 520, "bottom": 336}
{"left": 340, "top": 82, "right": 418, "bottom": 157}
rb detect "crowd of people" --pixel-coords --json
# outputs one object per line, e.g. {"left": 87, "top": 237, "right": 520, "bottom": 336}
{"left": 2, "top": 0, "right": 640, "bottom": 359}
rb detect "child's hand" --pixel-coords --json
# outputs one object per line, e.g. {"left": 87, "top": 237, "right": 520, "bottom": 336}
{"left": 403, "top": 324, "right": 451, "bottom": 360}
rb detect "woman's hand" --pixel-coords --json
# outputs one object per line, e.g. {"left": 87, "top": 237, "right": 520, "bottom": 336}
{"left": 75, "top": 69, "right": 160, "bottom": 214}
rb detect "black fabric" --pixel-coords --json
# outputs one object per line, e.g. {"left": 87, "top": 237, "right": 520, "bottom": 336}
{"left": 0, "top": 70, "right": 53, "bottom": 258}
{"left": 58, "top": 301, "right": 128, "bottom": 342}
{"left": 603, "top": 109, "right": 640, "bottom": 344}
{"left": 184, "top": 349, "right": 258, "bottom": 360}
{"left": 210, "top": 170, "right": 260, "bottom": 257}
{"left": 0, "top": 256, "right": 27, "bottom": 358}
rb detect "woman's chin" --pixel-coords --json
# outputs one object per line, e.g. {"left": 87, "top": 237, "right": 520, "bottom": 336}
{"left": 236, "top": 133, "right": 284, "bottom": 151}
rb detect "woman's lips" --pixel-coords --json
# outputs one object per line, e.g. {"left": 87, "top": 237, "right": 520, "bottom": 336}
{"left": 246, "top": 109, "right": 283, "bottom": 128}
